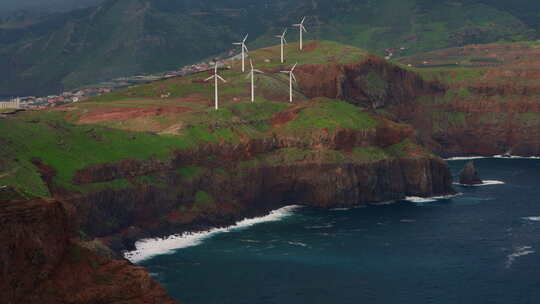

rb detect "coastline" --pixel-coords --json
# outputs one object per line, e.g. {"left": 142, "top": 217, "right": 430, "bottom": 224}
{"left": 446, "top": 155, "right": 540, "bottom": 161}
{"left": 125, "top": 205, "right": 303, "bottom": 263}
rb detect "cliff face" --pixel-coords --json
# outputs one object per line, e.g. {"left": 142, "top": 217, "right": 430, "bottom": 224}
{"left": 62, "top": 120, "right": 454, "bottom": 251}
{"left": 0, "top": 197, "right": 177, "bottom": 304}
{"left": 294, "top": 55, "right": 540, "bottom": 156}
{"left": 0, "top": 49, "right": 459, "bottom": 303}
{"left": 296, "top": 56, "right": 445, "bottom": 109}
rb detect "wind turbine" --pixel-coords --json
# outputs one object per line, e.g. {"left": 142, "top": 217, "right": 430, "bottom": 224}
{"left": 204, "top": 64, "right": 227, "bottom": 110}
{"left": 246, "top": 59, "right": 263, "bottom": 102}
{"left": 293, "top": 17, "right": 307, "bottom": 51}
{"left": 233, "top": 34, "right": 249, "bottom": 72}
{"left": 274, "top": 28, "right": 288, "bottom": 63}
{"left": 281, "top": 63, "right": 298, "bottom": 103}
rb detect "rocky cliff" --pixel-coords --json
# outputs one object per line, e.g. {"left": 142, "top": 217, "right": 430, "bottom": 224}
{"left": 0, "top": 192, "right": 177, "bottom": 304}
{"left": 0, "top": 42, "right": 458, "bottom": 303}
{"left": 59, "top": 119, "right": 454, "bottom": 251}
{"left": 392, "top": 43, "right": 540, "bottom": 157}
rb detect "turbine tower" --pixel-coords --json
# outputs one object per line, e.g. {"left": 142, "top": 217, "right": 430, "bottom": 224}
{"left": 281, "top": 63, "right": 298, "bottom": 103}
{"left": 204, "top": 64, "right": 227, "bottom": 110}
{"left": 275, "top": 28, "right": 288, "bottom": 63}
{"left": 293, "top": 17, "right": 307, "bottom": 51}
{"left": 246, "top": 59, "right": 264, "bottom": 102}
{"left": 233, "top": 34, "right": 249, "bottom": 72}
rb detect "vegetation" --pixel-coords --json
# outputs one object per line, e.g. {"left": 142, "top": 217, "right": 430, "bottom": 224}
{"left": 2, "top": 0, "right": 540, "bottom": 96}
{"left": 280, "top": 98, "right": 378, "bottom": 134}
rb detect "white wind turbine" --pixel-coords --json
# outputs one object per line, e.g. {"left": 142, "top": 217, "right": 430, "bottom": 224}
{"left": 274, "top": 28, "right": 288, "bottom": 63}
{"left": 281, "top": 63, "right": 298, "bottom": 103}
{"left": 246, "top": 59, "right": 264, "bottom": 102}
{"left": 233, "top": 34, "right": 249, "bottom": 72}
{"left": 292, "top": 17, "right": 307, "bottom": 51}
{"left": 204, "top": 64, "right": 227, "bottom": 110}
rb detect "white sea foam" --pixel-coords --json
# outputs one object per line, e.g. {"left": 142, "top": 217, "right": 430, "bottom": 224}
{"left": 124, "top": 205, "right": 302, "bottom": 263}
{"left": 523, "top": 216, "right": 540, "bottom": 222}
{"left": 287, "top": 241, "right": 308, "bottom": 247}
{"left": 446, "top": 156, "right": 488, "bottom": 161}
{"left": 506, "top": 246, "right": 535, "bottom": 269}
{"left": 305, "top": 223, "right": 334, "bottom": 229}
{"left": 493, "top": 155, "right": 540, "bottom": 160}
{"left": 454, "top": 180, "right": 505, "bottom": 187}
{"left": 405, "top": 193, "right": 462, "bottom": 204}
{"left": 446, "top": 155, "right": 540, "bottom": 161}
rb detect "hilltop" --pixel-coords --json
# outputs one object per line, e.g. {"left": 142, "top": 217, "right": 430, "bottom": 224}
{"left": 2, "top": 0, "right": 540, "bottom": 96}
{"left": 387, "top": 41, "right": 540, "bottom": 156}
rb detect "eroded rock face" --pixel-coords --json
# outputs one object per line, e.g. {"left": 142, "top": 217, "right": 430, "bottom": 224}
{"left": 459, "top": 161, "right": 483, "bottom": 185}
{"left": 294, "top": 55, "right": 540, "bottom": 157}
{"left": 0, "top": 198, "right": 177, "bottom": 304}
{"left": 295, "top": 56, "right": 446, "bottom": 109}
{"left": 65, "top": 122, "right": 454, "bottom": 251}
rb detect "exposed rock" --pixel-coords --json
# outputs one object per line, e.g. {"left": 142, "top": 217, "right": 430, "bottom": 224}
{"left": 459, "top": 161, "right": 483, "bottom": 185}
{"left": 0, "top": 198, "right": 178, "bottom": 304}
{"left": 64, "top": 123, "right": 455, "bottom": 249}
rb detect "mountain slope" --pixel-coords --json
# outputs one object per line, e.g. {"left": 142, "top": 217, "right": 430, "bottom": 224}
{"left": 1, "top": 0, "right": 539, "bottom": 96}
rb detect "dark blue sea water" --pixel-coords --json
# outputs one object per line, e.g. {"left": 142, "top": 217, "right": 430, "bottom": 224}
{"left": 138, "top": 159, "right": 540, "bottom": 304}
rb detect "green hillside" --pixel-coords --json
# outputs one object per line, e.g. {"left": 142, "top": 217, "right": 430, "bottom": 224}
{"left": 0, "top": 41, "right": 424, "bottom": 199}
{"left": 1, "top": 0, "right": 539, "bottom": 96}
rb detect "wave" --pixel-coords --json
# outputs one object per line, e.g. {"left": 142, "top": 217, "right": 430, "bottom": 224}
{"left": 124, "top": 205, "right": 302, "bottom": 264}
{"left": 523, "top": 216, "right": 540, "bottom": 222}
{"left": 506, "top": 246, "right": 535, "bottom": 269}
{"left": 305, "top": 223, "right": 334, "bottom": 229}
{"left": 287, "top": 241, "right": 308, "bottom": 247}
{"left": 446, "top": 156, "right": 488, "bottom": 161}
{"left": 454, "top": 180, "right": 505, "bottom": 187}
{"left": 493, "top": 155, "right": 540, "bottom": 160}
{"left": 405, "top": 193, "right": 462, "bottom": 204}
{"left": 446, "top": 155, "right": 540, "bottom": 161}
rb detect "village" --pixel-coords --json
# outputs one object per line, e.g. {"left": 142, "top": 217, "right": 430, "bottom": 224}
{"left": 0, "top": 55, "right": 231, "bottom": 110}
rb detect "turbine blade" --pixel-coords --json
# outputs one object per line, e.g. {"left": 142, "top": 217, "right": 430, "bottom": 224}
{"left": 244, "top": 34, "right": 249, "bottom": 42}
{"left": 301, "top": 16, "right": 306, "bottom": 24}
{"left": 245, "top": 73, "right": 251, "bottom": 79}
{"left": 283, "top": 28, "right": 288, "bottom": 35}
{"left": 250, "top": 59, "right": 253, "bottom": 69}
{"left": 292, "top": 24, "right": 300, "bottom": 27}
{"left": 275, "top": 35, "right": 282, "bottom": 38}
{"left": 283, "top": 37, "right": 287, "bottom": 44}
{"left": 292, "top": 62, "right": 298, "bottom": 71}
{"left": 302, "top": 25, "right": 307, "bottom": 33}
{"left": 204, "top": 76, "right": 215, "bottom": 82}
{"left": 280, "top": 71, "right": 290, "bottom": 74}
{"left": 243, "top": 45, "right": 249, "bottom": 53}
{"left": 217, "top": 75, "right": 226, "bottom": 82}
{"left": 291, "top": 72, "right": 297, "bottom": 83}
{"left": 233, "top": 42, "right": 242, "bottom": 45}
{"left": 254, "top": 69, "right": 264, "bottom": 73}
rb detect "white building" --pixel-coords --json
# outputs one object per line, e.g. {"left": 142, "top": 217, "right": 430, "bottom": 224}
{"left": 0, "top": 98, "right": 21, "bottom": 110}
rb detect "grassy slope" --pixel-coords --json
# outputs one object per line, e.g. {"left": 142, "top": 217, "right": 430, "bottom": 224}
{"left": 394, "top": 41, "right": 540, "bottom": 131}
{"left": 1, "top": 0, "right": 539, "bottom": 96}
{"left": 0, "top": 41, "right": 426, "bottom": 199}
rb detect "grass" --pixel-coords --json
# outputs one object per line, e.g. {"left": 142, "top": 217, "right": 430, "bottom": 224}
{"left": 192, "top": 190, "right": 216, "bottom": 211}
{"left": 0, "top": 111, "right": 197, "bottom": 196}
{"left": 351, "top": 147, "right": 389, "bottom": 162}
{"left": 178, "top": 166, "right": 205, "bottom": 180}
{"left": 280, "top": 98, "right": 378, "bottom": 133}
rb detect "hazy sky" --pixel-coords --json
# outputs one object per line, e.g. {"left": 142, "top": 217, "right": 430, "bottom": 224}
{"left": 0, "top": 0, "right": 103, "bottom": 13}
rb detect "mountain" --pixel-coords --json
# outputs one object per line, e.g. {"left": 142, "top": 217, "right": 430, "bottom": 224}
{"left": 0, "top": 0, "right": 103, "bottom": 15}
{"left": 1, "top": 0, "right": 539, "bottom": 96}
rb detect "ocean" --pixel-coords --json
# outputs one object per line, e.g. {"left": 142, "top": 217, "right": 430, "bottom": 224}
{"left": 131, "top": 158, "right": 540, "bottom": 304}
